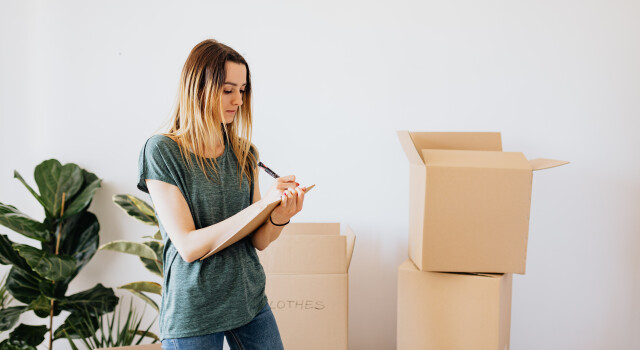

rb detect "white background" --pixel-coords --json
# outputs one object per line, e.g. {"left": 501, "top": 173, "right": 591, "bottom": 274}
{"left": 1, "top": 1, "right": 639, "bottom": 349}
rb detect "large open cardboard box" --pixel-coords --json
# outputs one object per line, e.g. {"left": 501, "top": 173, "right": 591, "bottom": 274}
{"left": 397, "top": 131, "right": 568, "bottom": 274}
{"left": 257, "top": 223, "right": 355, "bottom": 350}
{"left": 397, "top": 259, "right": 512, "bottom": 350}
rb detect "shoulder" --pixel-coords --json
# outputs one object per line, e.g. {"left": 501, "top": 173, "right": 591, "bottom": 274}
{"left": 145, "top": 134, "right": 178, "bottom": 150}
{"left": 249, "top": 143, "right": 259, "bottom": 157}
{"left": 142, "top": 134, "right": 183, "bottom": 158}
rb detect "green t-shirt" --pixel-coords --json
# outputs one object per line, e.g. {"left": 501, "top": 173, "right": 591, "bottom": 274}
{"left": 137, "top": 134, "right": 267, "bottom": 340}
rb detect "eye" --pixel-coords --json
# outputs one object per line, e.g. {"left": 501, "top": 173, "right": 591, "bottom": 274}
{"left": 224, "top": 90, "right": 233, "bottom": 94}
{"left": 240, "top": 90, "right": 246, "bottom": 94}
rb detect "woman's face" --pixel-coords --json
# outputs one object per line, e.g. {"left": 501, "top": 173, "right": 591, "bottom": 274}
{"left": 221, "top": 61, "right": 247, "bottom": 124}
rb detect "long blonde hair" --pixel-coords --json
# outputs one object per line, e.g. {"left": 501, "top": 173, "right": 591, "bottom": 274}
{"left": 164, "top": 39, "right": 257, "bottom": 186}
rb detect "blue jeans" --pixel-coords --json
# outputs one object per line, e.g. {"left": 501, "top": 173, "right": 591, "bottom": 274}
{"left": 161, "top": 304, "right": 284, "bottom": 350}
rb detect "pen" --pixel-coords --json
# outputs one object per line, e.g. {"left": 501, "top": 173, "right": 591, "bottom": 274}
{"left": 258, "top": 162, "right": 280, "bottom": 179}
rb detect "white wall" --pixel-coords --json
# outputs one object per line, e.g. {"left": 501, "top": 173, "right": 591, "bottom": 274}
{"left": 1, "top": 0, "right": 639, "bottom": 349}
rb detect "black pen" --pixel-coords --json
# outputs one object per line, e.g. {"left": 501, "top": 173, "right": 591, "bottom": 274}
{"left": 258, "top": 162, "right": 280, "bottom": 179}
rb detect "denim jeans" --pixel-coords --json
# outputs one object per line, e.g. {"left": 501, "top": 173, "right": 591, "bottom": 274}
{"left": 161, "top": 303, "right": 284, "bottom": 350}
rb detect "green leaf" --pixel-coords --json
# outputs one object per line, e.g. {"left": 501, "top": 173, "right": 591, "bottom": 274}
{"left": 124, "top": 290, "right": 158, "bottom": 312}
{"left": 13, "top": 244, "right": 76, "bottom": 281}
{"left": 7, "top": 324, "right": 48, "bottom": 347}
{"left": 63, "top": 175, "right": 102, "bottom": 219}
{"left": 140, "top": 241, "right": 163, "bottom": 278}
{"left": 119, "top": 282, "right": 161, "bottom": 296}
{"left": 38, "top": 279, "right": 67, "bottom": 300}
{"left": 6, "top": 267, "right": 41, "bottom": 304}
{"left": 112, "top": 194, "right": 158, "bottom": 226}
{"left": 34, "top": 160, "right": 83, "bottom": 219}
{"left": 0, "top": 339, "right": 36, "bottom": 350}
{"left": 0, "top": 235, "right": 30, "bottom": 270}
{"left": 54, "top": 312, "right": 98, "bottom": 340}
{"left": 28, "top": 294, "right": 53, "bottom": 318}
{"left": 58, "top": 284, "right": 118, "bottom": 316}
{"left": 134, "top": 330, "right": 159, "bottom": 342}
{"left": 12, "top": 171, "right": 47, "bottom": 212}
{"left": 142, "top": 230, "right": 162, "bottom": 240}
{"left": 0, "top": 306, "right": 27, "bottom": 331}
{"left": 58, "top": 211, "right": 99, "bottom": 277}
{"left": 99, "top": 241, "right": 158, "bottom": 260}
{"left": 0, "top": 204, "right": 49, "bottom": 242}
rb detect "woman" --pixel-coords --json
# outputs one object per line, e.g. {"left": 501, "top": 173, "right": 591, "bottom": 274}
{"left": 137, "top": 39, "right": 304, "bottom": 350}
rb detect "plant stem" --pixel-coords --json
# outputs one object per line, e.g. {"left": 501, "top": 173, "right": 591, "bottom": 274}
{"left": 49, "top": 192, "right": 66, "bottom": 350}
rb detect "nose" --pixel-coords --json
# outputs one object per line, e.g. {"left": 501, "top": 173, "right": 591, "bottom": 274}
{"left": 232, "top": 91, "right": 243, "bottom": 106}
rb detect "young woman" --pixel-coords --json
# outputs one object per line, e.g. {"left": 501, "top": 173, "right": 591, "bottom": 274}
{"left": 137, "top": 39, "right": 305, "bottom": 350}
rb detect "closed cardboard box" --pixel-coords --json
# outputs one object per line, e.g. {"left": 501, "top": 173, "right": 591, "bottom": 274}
{"left": 397, "top": 259, "right": 512, "bottom": 350}
{"left": 397, "top": 131, "right": 567, "bottom": 274}
{"left": 258, "top": 223, "right": 355, "bottom": 350}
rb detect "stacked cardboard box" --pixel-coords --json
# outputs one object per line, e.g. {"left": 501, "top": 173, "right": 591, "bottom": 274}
{"left": 257, "top": 223, "right": 356, "bottom": 350}
{"left": 396, "top": 131, "right": 567, "bottom": 350}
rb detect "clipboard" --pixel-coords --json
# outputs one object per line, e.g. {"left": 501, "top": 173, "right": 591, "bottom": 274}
{"left": 199, "top": 184, "right": 315, "bottom": 260}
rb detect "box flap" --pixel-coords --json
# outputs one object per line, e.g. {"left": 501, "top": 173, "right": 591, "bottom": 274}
{"left": 281, "top": 222, "right": 340, "bottom": 236}
{"left": 422, "top": 149, "right": 531, "bottom": 170}
{"left": 397, "top": 130, "right": 424, "bottom": 165}
{"left": 410, "top": 132, "right": 502, "bottom": 154}
{"left": 397, "top": 131, "right": 503, "bottom": 164}
{"left": 528, "top": 158, "right": 570, "bottom": 171}
{"left": 344, "top": 225, "right": 356, "bottom": 271}
{"left": 258, "top": 223, "right": 354, "bottom": 274}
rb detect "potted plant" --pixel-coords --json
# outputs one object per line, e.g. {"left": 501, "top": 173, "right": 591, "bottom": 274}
{"left": 0, "top": 159, "right": 118, "bottom": 349}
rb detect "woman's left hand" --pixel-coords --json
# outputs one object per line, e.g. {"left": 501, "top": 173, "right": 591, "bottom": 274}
{"left": 270, "top": 186, "right": 306, "bottom": 225}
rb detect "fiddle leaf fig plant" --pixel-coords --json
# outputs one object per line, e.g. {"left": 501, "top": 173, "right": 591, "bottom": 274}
{"left": 99, "top": 194, "right": 163, "bottom": 312}
{"left": 0, "top": 159, "right": 118, "bottom": 349}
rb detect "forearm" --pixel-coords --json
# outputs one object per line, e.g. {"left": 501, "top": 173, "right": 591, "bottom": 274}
{"left": 251, "top": 217, "right": 286, "bottom": 251}
{"left": 176, "top": 199, "right": 268, "bottom": 262}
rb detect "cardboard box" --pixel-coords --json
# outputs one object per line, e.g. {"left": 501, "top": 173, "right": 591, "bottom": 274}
{"left": 96, "top": 345, "right": 161, "bottom": 350}
{"left": 257, "top": 223, "right": 355, "bottom": 350}
{"left": 397, "top": 131, "right": 568, "bottom": 274}
{"left": 397, "top": 259, "right": 512, "bottom": 350}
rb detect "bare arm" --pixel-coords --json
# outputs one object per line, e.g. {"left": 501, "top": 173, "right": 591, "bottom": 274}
{"left": 145, "top": 173, "right": 302, "bottom": 262}
{"left": 146, "top": 179, "right": 270, "bottom": 262}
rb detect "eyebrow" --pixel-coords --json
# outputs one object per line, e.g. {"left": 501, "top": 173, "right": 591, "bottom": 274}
{"left": 223, "top": 82, "right": 247, "bottom": 87}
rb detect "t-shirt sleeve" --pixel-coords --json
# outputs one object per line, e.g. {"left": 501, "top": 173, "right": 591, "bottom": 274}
{"left": 137, "top": 136, "right": 180, "bottom": 193}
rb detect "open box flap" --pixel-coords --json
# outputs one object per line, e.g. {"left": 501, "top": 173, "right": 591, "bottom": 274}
{"left": 422, "top": 149, "right": 531, "bottom": 169}
{"left": 410, "top": 131, "right": 503, "bottom": 154}
{"left": 397, "top": 130, "right": 424, "bottom": 165}
{"left": 344, "top": 225, "right": 356, "bottom": 271}
{"left": 528, "top": 158, "right": 570, "bottom": 171}
{"left": 282, "top": 222, "right": 340, "bottom": 235}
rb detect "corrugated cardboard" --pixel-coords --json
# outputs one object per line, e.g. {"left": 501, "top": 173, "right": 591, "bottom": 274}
{"left": 96, "top": 345, "right": 161, "bottom": 350}
{"left": 397, "top": 131, "right": 568, "bottom": 274}
{"left": 258, "top": 223, "right": 355, "bottom": 350}
{"left": 397, "top": 259, "right": 512, "bottom": 350}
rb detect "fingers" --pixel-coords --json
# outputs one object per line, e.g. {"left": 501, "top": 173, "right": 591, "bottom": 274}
{"left": 295, "top": 187, "right": 305, "bottom": 211}
{"left": 280, "top": 187, "right": 305, "bottom": 212}
{"left": 276, "top": 175, "right": 299, "bottom": 191}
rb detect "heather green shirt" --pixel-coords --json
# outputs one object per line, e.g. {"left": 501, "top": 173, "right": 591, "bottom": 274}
{"left": 137, "top": 135, "right": 267, "bottom": 340}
